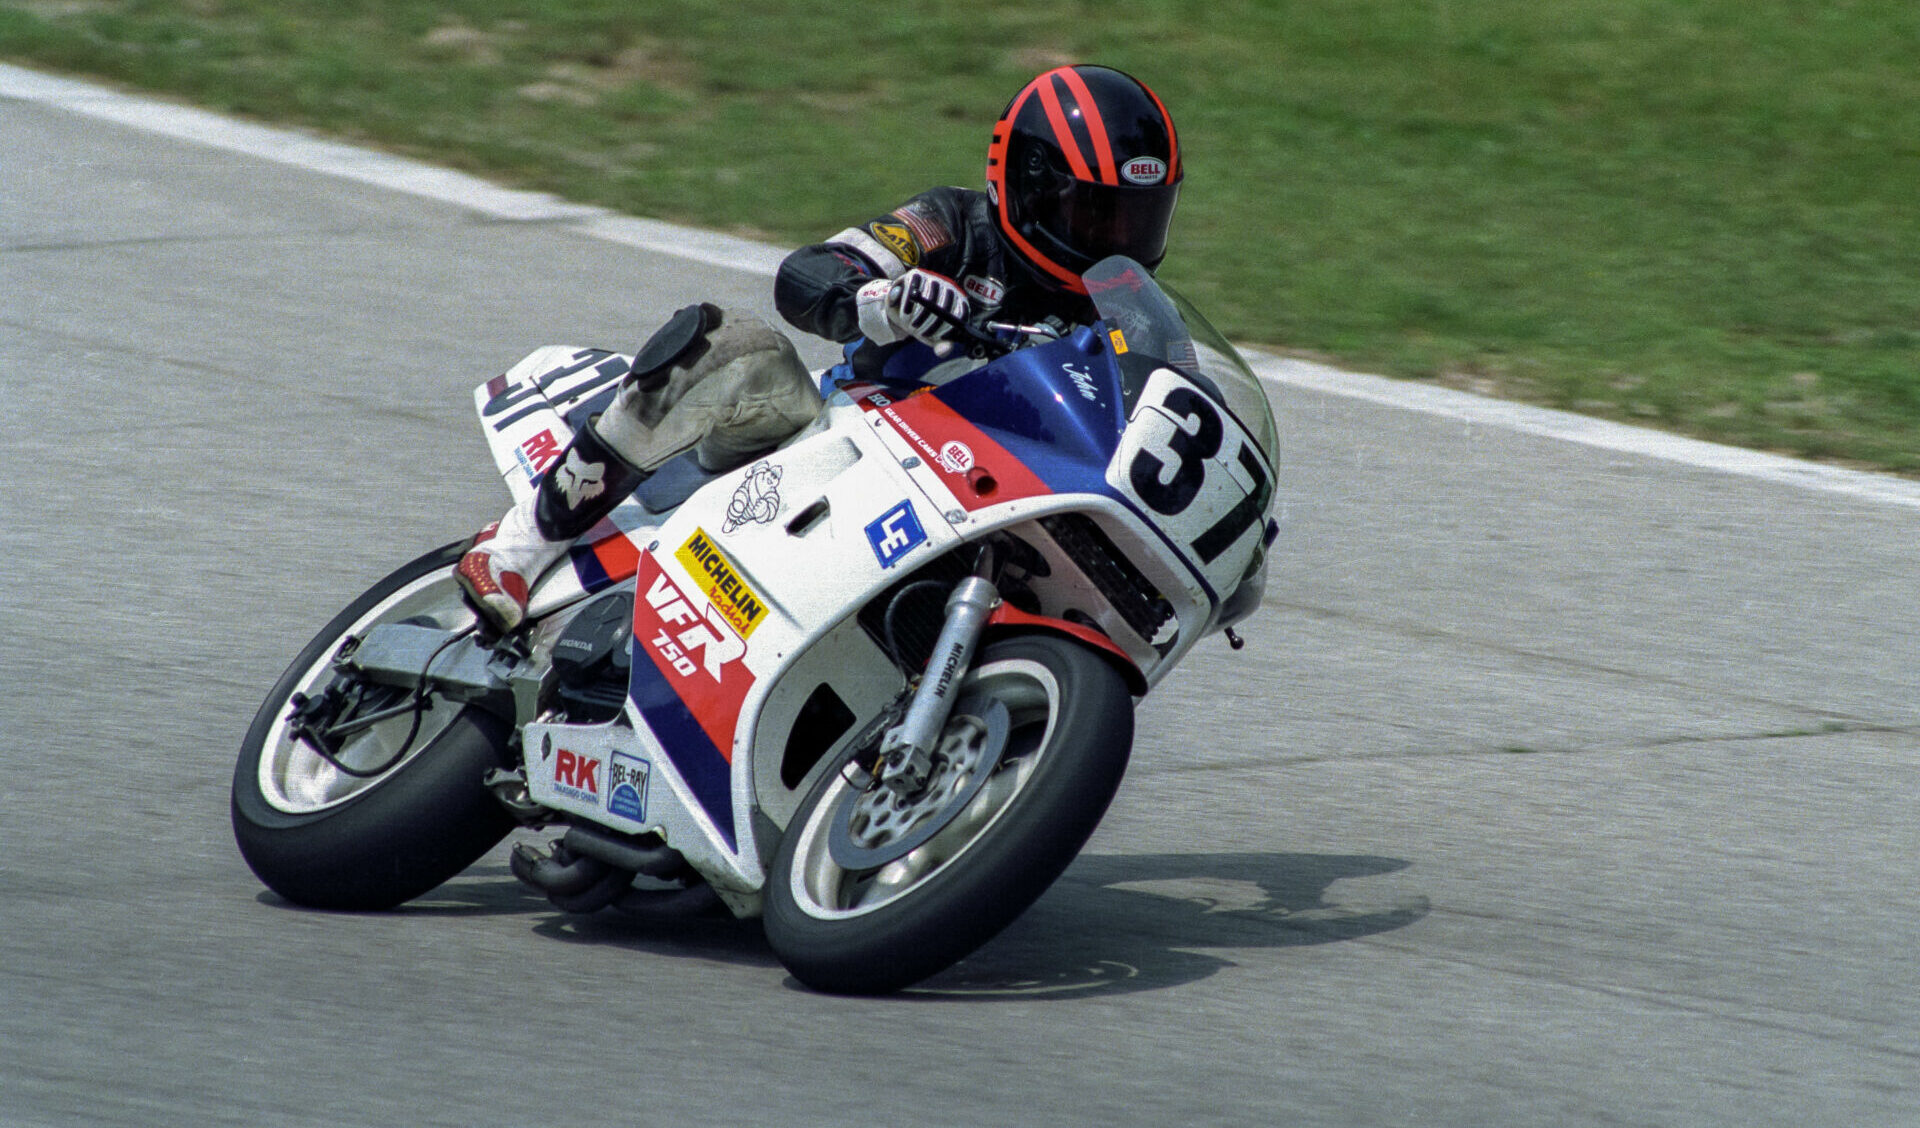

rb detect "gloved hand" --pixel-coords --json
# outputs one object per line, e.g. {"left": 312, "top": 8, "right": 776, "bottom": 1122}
{"left": 855, "top": 269, "right": 971, "bottom": 346}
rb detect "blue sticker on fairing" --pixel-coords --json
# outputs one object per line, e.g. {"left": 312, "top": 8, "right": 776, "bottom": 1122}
{"left": 928, "top": 327, "right": 1127, "bottom": 497}
{"left": 608, "top": 751, "right": 650, "bottom": 823}
{"left": 865, "top": 500, "right": 927, "bottom": 568}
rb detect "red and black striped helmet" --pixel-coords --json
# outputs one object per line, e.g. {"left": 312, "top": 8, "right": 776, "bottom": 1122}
{"left": 986, "top": 65, "right": 1183, "bottom": 294}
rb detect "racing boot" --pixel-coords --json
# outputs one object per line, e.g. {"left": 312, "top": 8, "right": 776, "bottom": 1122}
{"left": 457, "top": 422, "right": 644, "bottom": 632}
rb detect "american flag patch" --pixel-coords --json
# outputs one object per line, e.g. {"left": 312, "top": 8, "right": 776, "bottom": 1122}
{"left": 891, "top": 204, "right": 952, "bottom": 253}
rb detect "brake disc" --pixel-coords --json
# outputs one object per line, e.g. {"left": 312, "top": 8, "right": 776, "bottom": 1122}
{"left": 826, "top": 694, "right": 1011, "bottom": 870}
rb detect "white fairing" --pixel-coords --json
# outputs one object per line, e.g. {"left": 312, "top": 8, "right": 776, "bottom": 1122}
{"left": 474, "top": 345, "right": 634, "bottom": 507}
{"left": 482, "top": 354, "right": 971, "bottom": 900}
{"left": 1105, "top": 366, "right": 1272, "bottom": 602}
{"left": 473, "top": 311, "right": 1275, "bottom": 909}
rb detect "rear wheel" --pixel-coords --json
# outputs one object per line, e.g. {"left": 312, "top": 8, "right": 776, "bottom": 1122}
{"left": 231, "top": 541, "right": 517, "bottom": 910}
{"left": 764, "top": 634, "right": 1134, "bottom": 994}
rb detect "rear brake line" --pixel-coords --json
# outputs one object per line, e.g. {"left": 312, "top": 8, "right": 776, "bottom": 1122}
{"left": 302, "top": 625, "right": 477, "bottom": 779}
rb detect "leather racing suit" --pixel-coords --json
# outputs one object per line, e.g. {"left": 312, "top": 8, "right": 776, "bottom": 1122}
{"left": 774, "top": 186, "right": 1096, "bottom": 385}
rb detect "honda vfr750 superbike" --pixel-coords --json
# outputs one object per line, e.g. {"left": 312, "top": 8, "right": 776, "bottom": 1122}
{"left": 232, "top": 256, "right": 1278, "bottom": 994}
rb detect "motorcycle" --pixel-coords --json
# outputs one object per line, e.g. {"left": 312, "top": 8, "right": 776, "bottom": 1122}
{"left": 231, "top": 256, "right": 1278, "bottom": 994}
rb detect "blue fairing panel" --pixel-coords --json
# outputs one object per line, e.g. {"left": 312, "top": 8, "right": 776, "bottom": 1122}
{"left": 931, "top": 328, "right": 1128, "bottom": 498}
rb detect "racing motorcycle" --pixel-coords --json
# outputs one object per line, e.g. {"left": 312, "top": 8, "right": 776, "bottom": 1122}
{"left": 231, "top": 256, "right": 1278, "bottom": 994}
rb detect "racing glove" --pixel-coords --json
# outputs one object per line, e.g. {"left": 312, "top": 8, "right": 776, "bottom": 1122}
{"left": 855, "top": 268, "right": 971, "bottom": 346}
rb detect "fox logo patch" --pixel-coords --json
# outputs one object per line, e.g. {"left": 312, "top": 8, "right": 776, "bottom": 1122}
{"left": 553, "top": 449, "right": 605, "bottom": 509}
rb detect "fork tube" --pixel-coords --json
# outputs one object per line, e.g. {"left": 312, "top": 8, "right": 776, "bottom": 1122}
{"left": 879, "top": 575, "right": 999, "bottom": 787}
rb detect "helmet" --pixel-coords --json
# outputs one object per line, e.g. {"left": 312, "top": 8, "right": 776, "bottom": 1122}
{"left": 986, "top": 65, "right": 1183, "bottom": 295}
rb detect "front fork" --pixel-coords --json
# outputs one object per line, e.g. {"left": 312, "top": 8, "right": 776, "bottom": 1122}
{"left": 875, "top": 566, "right": 1001, "bottom": 794}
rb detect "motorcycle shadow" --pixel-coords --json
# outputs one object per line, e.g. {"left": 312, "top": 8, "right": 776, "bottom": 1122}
{"left": 259, "top": 852, "right": 1427, "bottom": 995}
{"left": 252, "top": 865, "right": 548, "bottom": 918}
{"left": 901, "top": 851, "right": 1429, "bottom": 1001}
{"left": 255, "top": 864, "right": 784, "bottom": 970}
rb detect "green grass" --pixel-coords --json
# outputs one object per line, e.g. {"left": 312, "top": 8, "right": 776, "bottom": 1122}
{"left": 7, "top": 1, "right": 1918, "bottom": 470}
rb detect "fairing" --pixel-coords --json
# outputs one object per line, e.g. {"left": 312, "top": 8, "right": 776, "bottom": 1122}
{"left": 475, "top": 258, "right": 1277, "bottom": 903}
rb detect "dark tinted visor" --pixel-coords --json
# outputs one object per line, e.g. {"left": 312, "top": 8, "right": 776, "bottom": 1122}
{"left": 1045, "top": 179, "right": 1181, "bottom": 269}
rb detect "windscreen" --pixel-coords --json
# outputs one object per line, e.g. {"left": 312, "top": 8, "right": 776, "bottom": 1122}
{"left": 1083, "top": 257, "right": 1278, "bottom": 464}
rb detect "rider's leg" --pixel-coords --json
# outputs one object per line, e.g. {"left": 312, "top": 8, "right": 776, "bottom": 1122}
{"left": 456, "top": 421, "right": 644, "bottom": 632}
{"left": 456, "top": 307, "right": 820, "bottom": 631}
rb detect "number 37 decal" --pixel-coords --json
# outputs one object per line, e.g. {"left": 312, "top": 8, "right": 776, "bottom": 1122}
{"left": 1108, "top": 369, "right": 1274, "bottom": 578}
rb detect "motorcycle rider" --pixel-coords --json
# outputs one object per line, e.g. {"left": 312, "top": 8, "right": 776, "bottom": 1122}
{"left": 457, "top": 64, "right": 1184, "bottom": 632}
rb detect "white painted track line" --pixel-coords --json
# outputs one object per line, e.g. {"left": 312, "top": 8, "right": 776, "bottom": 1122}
{"left": 9, "top": 61, "right": 1917, "bottom": 509}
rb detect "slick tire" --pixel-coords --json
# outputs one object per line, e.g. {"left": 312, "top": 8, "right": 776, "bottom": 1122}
{"left": 764, "top": 634, "right": 1134, "bottom": 994}
{"left": 231, "top": 541, "right": 517, "bottom": 911}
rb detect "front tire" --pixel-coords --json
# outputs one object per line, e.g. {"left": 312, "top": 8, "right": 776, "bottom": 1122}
{"left": 231, "top": 541, "right": 518, "bottom": 910}
{"left": 764, "top": 634, "right": 1134, "bottom": 994}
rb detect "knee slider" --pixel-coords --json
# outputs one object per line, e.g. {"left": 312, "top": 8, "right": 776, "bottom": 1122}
{"left": 628, "top": 302, "right": 724, "bottom": 392}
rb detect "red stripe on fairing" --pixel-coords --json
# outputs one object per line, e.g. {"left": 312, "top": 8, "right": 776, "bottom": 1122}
{"left": 853, "top": 388, "right": 1052, "bottom": 512}
{"left": 1035, "top": 74, "right": 1094, "bottom": 181}
{"left": 633, "top": 552, "right": 754, "bottom": 761}
{"left": 1055, "top": 67, "right": 1118, "bottom": 184}
{"left": 586, "top": 525, "right": 641, "bottom": 585}
{"left": 985, "top": 603, "right": 1146, "bottom": 694}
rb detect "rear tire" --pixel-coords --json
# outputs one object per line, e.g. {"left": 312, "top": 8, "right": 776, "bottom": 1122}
{"left": 764, "top": 634, "right": 1134, "bottom": 994}
{"left": 231, "top": 541, "right": 517, "bottom": 910}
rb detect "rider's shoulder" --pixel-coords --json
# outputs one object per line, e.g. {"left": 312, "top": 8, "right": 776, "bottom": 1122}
{"left": 901, "top": 185, "right": 989, "bottom": 220}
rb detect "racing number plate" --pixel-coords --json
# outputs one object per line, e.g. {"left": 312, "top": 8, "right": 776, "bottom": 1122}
{"left": 1107, "top": 368, "right": 1273, "bottom": 595}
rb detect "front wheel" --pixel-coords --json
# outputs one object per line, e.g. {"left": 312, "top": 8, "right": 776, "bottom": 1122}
{"left": 231, "top": 540, "right": 518, "bottom": 911}
{"left": 764, "top": 634, "right": 1134, "bottom": 994}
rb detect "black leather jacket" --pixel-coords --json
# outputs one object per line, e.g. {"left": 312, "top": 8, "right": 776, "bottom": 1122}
{"left": 774, "top": 186, "right": 1094, "bottom": 355}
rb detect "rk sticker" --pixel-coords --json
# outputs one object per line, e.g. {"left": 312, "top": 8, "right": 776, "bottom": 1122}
{"left": 865, "top": 500, "right": 927, "bottom": 569}
{"left": 515, "top": 429, "right": 563, "bottom": 481}
{"left": 551, "top": 748, "right": 603, "bottom": 806}
{"left": 675, "top": 528, "right": 768, "bottom": 639}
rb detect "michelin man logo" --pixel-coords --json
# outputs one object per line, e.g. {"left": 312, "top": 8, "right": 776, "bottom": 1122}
{"left": 722, "top": 460, "right": 783, "bottom": 533}
{"left": 553, "top": 448, "right": 606, "bottom": 509}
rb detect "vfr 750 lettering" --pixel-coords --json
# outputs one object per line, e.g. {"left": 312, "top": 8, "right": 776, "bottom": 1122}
{"left": 231, "top": 257, "right": 1279, "bottom": 994}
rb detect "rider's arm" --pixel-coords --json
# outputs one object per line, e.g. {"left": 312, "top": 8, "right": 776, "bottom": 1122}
{"left": 774, "top": 242, "right": 878, "bottom": 343}
{"left": 775, "top": 191, "right": 968, "bottom": 343}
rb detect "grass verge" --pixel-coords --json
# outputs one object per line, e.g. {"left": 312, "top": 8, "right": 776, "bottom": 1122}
{"left": 5, "top": 0, "right": 1917, "bottom": 470}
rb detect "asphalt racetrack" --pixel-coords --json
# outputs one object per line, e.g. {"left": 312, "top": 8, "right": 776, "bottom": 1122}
{"left": 5, "top": 67, "right": 1918, "bottom": 1127}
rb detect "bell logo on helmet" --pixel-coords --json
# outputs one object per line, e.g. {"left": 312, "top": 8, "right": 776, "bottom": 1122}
{"left": 1122, "top": 157, "right": 1167, "bottom": 185}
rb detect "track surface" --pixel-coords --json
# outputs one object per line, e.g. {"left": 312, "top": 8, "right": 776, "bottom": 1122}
{"left": 5, "top": 74, "right": 1918, "bottom": 1127}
